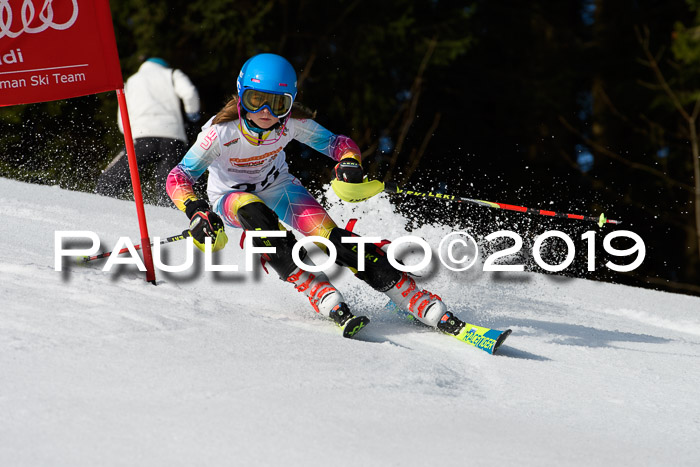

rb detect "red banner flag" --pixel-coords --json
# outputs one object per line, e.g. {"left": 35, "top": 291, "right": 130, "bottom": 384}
{"left": 1, "top": 1, "right": 156, "bottom": 283}
{"left": 0, "top": 0, "right": 123, "bottom": 106}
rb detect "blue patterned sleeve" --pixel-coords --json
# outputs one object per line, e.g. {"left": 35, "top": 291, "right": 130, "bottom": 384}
{"left": 291, "top": 119, "right": 362, "bottom": 162}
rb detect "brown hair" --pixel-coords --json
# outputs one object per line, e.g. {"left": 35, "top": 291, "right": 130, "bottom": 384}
{"left": 212, "top": 95, "right": 317, "bottom": 125}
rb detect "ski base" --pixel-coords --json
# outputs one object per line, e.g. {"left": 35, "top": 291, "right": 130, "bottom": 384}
{"left": 342, "top": 315, "right": 370, "bottom": 338}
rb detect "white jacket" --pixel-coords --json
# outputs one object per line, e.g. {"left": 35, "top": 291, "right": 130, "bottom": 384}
{"left": 117, "top": 61, "right": 200, "bottom": 142}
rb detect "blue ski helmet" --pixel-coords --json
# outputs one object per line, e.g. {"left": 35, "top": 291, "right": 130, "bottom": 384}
{"left": 237, "top": 53, "right": 298, "bottom": 102}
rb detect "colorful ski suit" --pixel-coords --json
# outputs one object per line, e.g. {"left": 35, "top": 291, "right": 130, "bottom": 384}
{"left": 167, "top": 117, "right": 361, "bottom": 239}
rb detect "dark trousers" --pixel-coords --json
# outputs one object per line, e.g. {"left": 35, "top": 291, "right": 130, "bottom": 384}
{"left": 96, "top": 137, "right": 186, "bottom": 207}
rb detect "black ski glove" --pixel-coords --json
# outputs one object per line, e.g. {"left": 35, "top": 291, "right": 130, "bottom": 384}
{"left": 184, "top": 199, "right": 228, "bottom": 252}
{"left": 334, "top": 158, "right": 364, "bottom": 183}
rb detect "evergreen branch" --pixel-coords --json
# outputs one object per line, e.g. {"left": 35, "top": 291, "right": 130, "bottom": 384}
{"left": 636, "top": 26, "right": 692, "bottom": 121}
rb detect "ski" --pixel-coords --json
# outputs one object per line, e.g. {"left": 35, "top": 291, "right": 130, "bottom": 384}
{"left": 446, "top": 322, "right": 511, "bottom": 355}
{"left": 382, "top": 301, "right": 511, "bottom": 354}
{"left": 341, "top": 315, "right": 370, "bottom": 338}
{"left": 330, "top": 303, "right": 369, "bottom": 338}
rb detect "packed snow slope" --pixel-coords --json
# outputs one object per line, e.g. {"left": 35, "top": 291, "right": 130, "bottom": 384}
{"left": 1, "top": 177, "right": 699, "bottom": 467}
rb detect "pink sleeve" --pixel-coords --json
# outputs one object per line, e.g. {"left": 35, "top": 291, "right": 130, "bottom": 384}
{"left": 166, "top": 164, "right": 198, "bottom": 212}
{"left": 330, "top": 135, "right": 362, "bottom": 163}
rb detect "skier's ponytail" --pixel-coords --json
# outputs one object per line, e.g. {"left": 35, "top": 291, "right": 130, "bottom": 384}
{"left": 212, "top": 96, "right": 239, "bottom": 124}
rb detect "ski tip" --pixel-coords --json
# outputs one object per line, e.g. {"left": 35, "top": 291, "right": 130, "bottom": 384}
{"left": 492, "top": 329, "right": 512, "bottom": 355}
{"left": 343, "top": 316, "right": 370, "bottom": 338}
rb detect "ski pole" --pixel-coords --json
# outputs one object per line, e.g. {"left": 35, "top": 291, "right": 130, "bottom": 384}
{"left": 80, "top": 230, "right": 190, "bottom": 263}
{"left": 383, "top": 181, "right": 621, "bottom": 227}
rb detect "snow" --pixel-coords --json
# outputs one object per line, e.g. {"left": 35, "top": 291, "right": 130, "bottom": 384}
{"left": 1, "top": 176, "right": 699, "bottom": 466}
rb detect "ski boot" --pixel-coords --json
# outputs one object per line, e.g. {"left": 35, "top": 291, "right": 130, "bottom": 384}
{"left": 287, "top": 266, "right": 369, "bottom": 338}
{"left": 383, "top": 272, "right": 447, "bottom": 328}
{"left": 436, "top": 311, "right": 466, "bottom": 336}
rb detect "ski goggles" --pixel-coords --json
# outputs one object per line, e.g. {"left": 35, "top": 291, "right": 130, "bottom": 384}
{"left": 240, "top": 89, "right": 294, "bottom": 118}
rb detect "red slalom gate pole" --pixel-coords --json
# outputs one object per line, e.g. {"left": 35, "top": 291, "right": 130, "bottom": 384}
{"left": 116, "top": 88, "right": 156, "bottom": 284}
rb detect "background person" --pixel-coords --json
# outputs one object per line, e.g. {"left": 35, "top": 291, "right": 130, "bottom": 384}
{"left": 96, "top": 57, "right": 201, "bottom": 206}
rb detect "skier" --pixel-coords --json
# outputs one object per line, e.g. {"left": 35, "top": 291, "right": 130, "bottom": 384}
{"left": 166, "top": 53, "right": 466, "bottom": 338}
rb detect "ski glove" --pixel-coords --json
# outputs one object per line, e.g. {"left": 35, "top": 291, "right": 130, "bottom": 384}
{"left": 334, "top": 158, "right": 364, "bottom": 184}
{"left": 184, "top": 199, "right": 228, "bottom": 252}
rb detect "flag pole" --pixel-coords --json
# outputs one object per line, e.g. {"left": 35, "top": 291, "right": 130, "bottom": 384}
{"left": 116, "top": 88, "right": 156, "bottom": 284}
